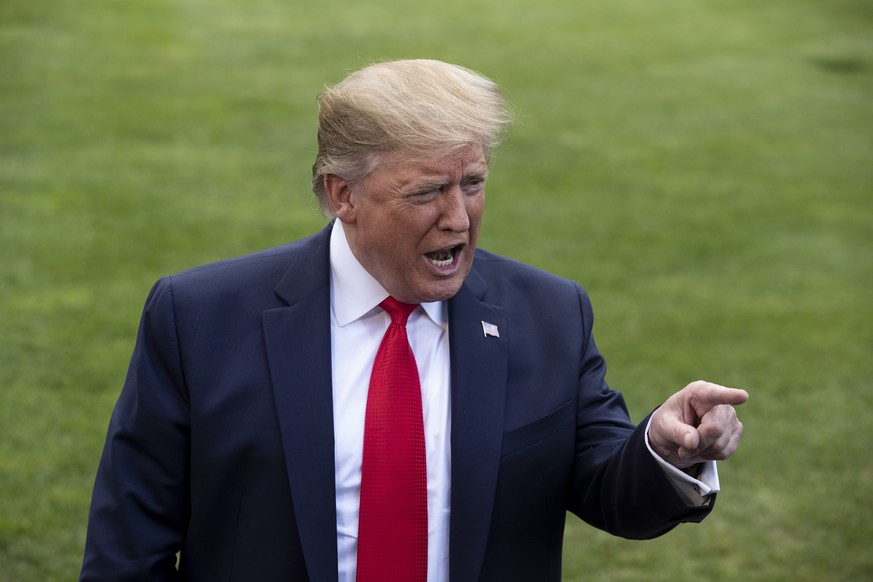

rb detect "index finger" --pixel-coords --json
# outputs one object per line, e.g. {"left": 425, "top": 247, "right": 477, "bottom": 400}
{"left": 689, "top": 381, "right": 750, "bottom": 408}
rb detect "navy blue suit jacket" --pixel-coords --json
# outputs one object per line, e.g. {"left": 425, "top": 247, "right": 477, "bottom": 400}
{"left": 81, "top": 223, "right": 711, "bottom": 581}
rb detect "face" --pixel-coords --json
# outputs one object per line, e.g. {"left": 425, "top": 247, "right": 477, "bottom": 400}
{"left": 327, "top": 144, "right": 488, "bottom": 304}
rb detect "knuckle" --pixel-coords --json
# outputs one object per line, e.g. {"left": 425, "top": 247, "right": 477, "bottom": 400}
{"left": 688, "top": 379, "right": 707, "bottom": 391}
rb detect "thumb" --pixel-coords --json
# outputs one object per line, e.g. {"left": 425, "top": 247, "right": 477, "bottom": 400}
{"left": 677, "top": 425, "right": 700, "bottom": 457}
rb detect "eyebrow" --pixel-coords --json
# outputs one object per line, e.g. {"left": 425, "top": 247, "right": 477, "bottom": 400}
{"left": 411, "top": 181, "right": 448, "bottom": 193}
{"left": 400, "top": 163, "right": 489, "bottom": 192}
{"left": 411, "top": 172, "right": 488, "bottom": 193}
{"left": 463, "top": 167, "right": 489, "bottom": 180}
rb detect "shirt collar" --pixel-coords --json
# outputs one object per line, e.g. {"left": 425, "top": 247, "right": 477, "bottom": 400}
{"left": 329, "top": 220, "right": 446, "bottom": 329}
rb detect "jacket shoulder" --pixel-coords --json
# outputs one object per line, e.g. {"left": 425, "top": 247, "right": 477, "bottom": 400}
{"left": 147, "top": 225, "right": 332, "bottom": 311}
{"left": 471, "top": 248, "right": 588, "bottom": 301}
{"left": 173, "top": 228, "right": 328, "bottom": 283}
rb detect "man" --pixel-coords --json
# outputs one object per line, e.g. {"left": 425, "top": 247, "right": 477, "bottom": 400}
{"left": 81, "top": 59, "right": 747, "bottom": 581}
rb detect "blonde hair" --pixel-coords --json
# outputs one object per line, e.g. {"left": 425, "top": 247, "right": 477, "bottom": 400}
{"left": 311, "top": 59, "right": 515, "bottom": 216}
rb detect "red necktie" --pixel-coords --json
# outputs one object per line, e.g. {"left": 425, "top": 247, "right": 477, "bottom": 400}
{"left": 356, "top": 297, "right": 428, "bottom": 582}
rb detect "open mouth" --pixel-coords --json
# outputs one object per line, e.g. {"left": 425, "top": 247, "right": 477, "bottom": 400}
{"left": 425, "top": 245, "right": 461, "bottom": 268}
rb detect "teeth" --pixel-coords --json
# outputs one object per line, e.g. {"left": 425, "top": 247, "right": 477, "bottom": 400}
{"left": 428, "top": 249, "right": 454, "bottom": 267}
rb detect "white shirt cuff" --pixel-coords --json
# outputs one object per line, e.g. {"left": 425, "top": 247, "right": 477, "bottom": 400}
{"left": 644, "top": 415, "right": 719, "bottom": 507}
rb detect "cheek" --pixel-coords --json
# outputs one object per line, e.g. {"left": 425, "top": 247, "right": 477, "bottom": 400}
{"left": 467, "top": 199, "right": 485, "bottom": 230}
{"left": 470, "top": 190, "right": 486, "bottom": 213}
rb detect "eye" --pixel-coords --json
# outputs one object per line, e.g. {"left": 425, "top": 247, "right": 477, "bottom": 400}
{"left": 408, "top": 188, "right": 440, "bottom": 203}
{"left": 461, "top": 177, "right": 486, "bottom": 195}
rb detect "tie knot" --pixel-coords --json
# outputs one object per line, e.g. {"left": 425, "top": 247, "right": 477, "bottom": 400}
{"left": 380, "top": 297, "right": 417, "bottom": 326}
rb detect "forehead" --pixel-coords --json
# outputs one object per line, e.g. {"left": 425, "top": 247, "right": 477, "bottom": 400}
{"left": 380, "top": 145, "right": 488, "bottom": 182}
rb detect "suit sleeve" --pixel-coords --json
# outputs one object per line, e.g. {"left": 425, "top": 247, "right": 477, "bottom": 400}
{"left": 567, "top": 285, "right": 712, "bottom": 539}
{"left": 80, "top": 278, "right": 190, "bottom": 581}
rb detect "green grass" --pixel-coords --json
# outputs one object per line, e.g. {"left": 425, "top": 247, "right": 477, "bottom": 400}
{"left": 2, "top": 0, "right": 871, "bottom": 579}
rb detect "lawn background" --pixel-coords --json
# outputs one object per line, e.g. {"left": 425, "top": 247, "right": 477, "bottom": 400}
{"left": 1, "top": 0, "right": 871, "bottom": 580}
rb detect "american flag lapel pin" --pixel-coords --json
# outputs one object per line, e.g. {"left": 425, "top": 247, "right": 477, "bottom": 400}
{"left": 481, "top": 321, "right": 500, "bottom": 338}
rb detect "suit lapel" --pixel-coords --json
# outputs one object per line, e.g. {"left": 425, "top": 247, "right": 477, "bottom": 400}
{"left": 262, "top": 225, "right": 339, "bottom": 582}
{"left": 262, "top": 228, "right": 509, "bottom": 581}
{"left": 448, "top": 267, "right": 508, "bottom": 581}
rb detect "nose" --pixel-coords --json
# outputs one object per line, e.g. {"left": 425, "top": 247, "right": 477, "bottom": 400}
{"left": 437, "top": 187, "right": 470, "bottom": 232}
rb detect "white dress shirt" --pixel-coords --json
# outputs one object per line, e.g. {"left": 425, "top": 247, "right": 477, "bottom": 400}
{"left": 328, "top": 221, "right": 717, "bottom": 581}
{"left": 330, "top": 221, "right": 452, "bottom": 582}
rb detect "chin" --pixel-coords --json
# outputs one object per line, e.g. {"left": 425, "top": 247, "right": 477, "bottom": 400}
{"left": 401, "top": 266, "right": 471, "bottom": 303}
{"left": 422, "top": 280, "right": 465, "bottom": 302}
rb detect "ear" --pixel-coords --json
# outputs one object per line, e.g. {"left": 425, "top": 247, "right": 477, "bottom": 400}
{"left": 324, "top": 174, "right": 357, "bottom": 224}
